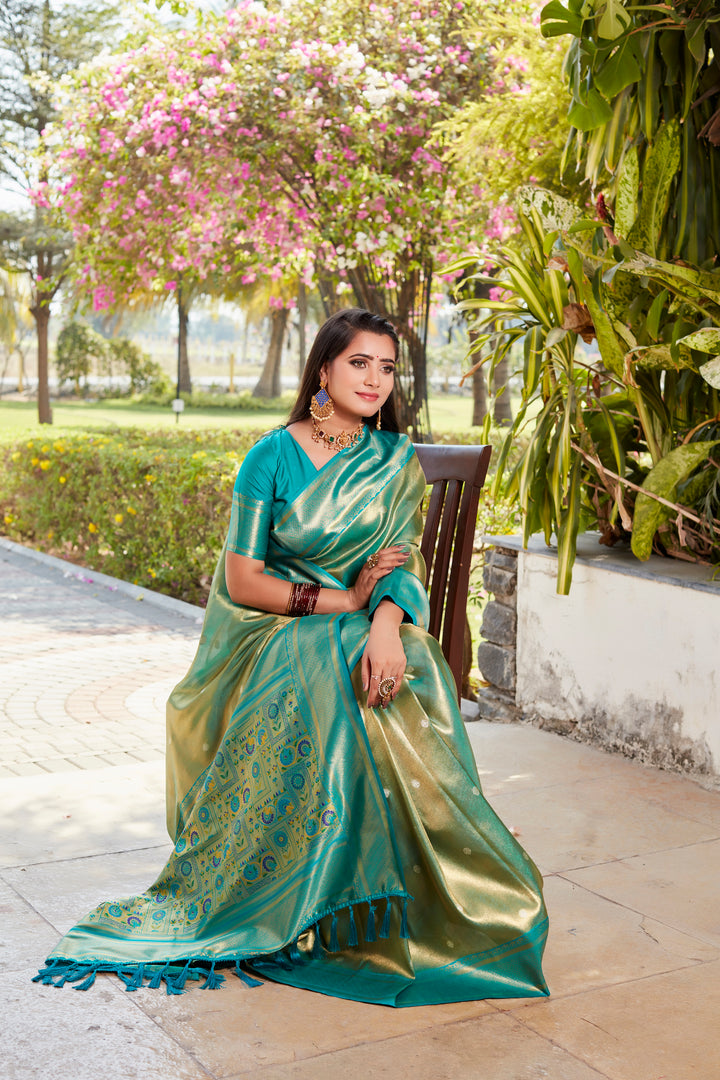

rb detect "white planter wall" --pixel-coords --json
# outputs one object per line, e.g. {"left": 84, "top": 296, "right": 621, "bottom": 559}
{"left": 482, "top": 535, "right": 720, "bottom": 779}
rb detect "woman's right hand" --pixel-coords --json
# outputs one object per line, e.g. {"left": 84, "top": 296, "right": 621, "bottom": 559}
{"left": 347, "top": 545, "right": 410, "bottom": 611}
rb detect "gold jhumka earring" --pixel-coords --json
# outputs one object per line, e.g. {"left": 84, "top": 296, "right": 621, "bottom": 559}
{"left": 376, "top": 410, "right": 382, "bottom": 430}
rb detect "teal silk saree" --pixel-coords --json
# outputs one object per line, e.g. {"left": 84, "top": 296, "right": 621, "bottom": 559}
{"left": 36, "top": 428, "right": 549, "bottom": 1004}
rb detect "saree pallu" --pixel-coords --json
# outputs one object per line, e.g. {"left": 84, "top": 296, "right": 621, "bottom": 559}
{"left": 36, "top": 428, "right": 549, "bottom": 1004}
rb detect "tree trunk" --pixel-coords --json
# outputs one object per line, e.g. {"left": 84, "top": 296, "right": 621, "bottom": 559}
{"left": 492, "top": 353, "right": 513, "bottom": 425}
{"left": 177, "top": 286, "right": 191, "bottom": 394}
{"left": 253, "top": 307, "right": 287, "bottom": 398}
{"left": 297, "top": 279, "right": 307, "bottom": 380}
{"left": 33, "top": 303, "right": 52, "bottom": 424}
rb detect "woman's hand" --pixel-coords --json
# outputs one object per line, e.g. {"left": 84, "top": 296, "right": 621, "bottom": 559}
{"left": 361, "top": 601, "right": 406, "bottom": 709}
{"left": 347, "top": 545, "right": 409, "bottom": 611}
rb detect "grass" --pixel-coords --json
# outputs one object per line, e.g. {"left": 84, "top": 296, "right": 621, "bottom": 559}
{"left": 0, "top": 392, "right": 477, "bottom": 440}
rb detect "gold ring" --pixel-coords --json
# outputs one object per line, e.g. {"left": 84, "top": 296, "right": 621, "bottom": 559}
{"left": 378, "top": 677, "right": 396, "bottom": 699}
{"left": 366, "top": 553, "right": 379, "bottom": 569}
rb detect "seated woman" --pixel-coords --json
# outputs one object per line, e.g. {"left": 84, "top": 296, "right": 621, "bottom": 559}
{"left": 36, "top": 308, "right": 548, "bottom": 1005}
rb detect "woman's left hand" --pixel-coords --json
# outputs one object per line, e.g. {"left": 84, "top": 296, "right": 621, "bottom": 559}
{"left": 362, "top": 618, "right": 406, "bottom": 709}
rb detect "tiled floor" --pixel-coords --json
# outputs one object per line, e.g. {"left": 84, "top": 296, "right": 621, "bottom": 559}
{"left": 1, "top": 541, "right": 718, "bottom": 1080}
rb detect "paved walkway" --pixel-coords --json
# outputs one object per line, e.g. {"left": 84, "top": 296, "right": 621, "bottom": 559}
{"left": 1, "top": 540, "right": 718, "bottom": 1080}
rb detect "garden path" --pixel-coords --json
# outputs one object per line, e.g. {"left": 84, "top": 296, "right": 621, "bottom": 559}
{"left": 0, "top": 538, "right": 718, "bottom": 1080}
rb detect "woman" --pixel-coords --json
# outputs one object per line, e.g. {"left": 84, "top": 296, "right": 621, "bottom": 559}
{"left": 36, "top": 309, "right": 548, "bottom": 1005}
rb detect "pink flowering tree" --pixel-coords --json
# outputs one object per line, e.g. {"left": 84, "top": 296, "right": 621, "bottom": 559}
{"left": 49, "top": 0, "right": 500, "bottom": 430}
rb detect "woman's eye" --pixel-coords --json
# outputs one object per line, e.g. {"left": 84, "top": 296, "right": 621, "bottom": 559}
{"left": 350, "top": 359, "right": 366, "bottom": 368}
{"left": 382, "top": 366, "right": 395, "bottom": 375}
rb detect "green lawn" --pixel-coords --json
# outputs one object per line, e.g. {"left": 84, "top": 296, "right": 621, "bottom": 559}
{"left": 0, "top": 393, "right": 477, "bottom": 439}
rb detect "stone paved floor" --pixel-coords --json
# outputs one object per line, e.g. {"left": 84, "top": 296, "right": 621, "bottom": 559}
{"left": 1, "top": 540, "right": 719, "bottom": 1080}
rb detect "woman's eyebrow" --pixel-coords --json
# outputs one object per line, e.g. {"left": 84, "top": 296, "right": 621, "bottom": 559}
{"left": 349, "top": 352, "right": 396, "bottom": 364}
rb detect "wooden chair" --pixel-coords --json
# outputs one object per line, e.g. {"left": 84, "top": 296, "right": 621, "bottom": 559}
{"left": 413, "top": 443, "right": 493, "bottom": 701}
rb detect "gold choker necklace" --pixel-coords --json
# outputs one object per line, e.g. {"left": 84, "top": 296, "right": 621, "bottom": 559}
{"left": 311, "top": 418, "right": 364, "bottom": 452}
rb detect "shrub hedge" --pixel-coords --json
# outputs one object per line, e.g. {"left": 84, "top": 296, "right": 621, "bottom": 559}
{"left": 0, "top": 426, "right": 518, "bottom": 606}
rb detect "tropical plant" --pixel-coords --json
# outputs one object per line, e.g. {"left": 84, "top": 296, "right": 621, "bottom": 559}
{"left": 542, "top": 0, "right": 720, "bottom": 264}
{"left": 453, "top": 0, "right": 720, "bottom": 592}
{"left": 456, "top": 175, "right": 720, "bottom": 592}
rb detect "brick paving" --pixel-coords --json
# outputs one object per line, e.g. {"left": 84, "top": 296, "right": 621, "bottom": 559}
{"left": 0, "top": 542, "right": 201, "bottom": 778}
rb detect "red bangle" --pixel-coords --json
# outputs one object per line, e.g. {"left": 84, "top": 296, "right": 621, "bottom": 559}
{"left": 286, "top": 582, "right": 321, "bottom": 617}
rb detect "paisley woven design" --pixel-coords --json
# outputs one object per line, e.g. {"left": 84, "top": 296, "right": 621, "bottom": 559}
{"left": 85, "top": 684, "right": 339, "bottom": 940}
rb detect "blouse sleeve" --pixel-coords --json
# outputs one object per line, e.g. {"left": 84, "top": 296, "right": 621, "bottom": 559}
{"left": 227, "top": 431, "right": 279, "bottom": 561}
{"left": 368, "top": 447, "right": 431, "bottom": 629}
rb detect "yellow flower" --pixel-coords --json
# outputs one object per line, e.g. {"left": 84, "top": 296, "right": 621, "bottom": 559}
{"left": 40, "top": 460, "right": 50, "bottom": 471}
{"left": 144, "top": 474, "right": 155, "bottom": 482}
{"left": 127, "top": 506, "right": 137, "bottom": 515}
{"left": 47, "top": 530, "right": 54, "bottom": 540}
{"left": 59, "top": 475, "right": 67, "bottom": 484}
{"left": 53, "top": 441, "right": 65, "bottom": 451}
{"left": 31, "top": 456, "right": 39, "bottom": 466}
{"left": 147, "top": 568, "right": 157, "bottom": 578}
{"left": 114, "top": 513, "right": 124, "bottom": 524}
{"left": 88, "top": 522, "right": 98, "bottom": 534}
{"left": 26, "top": 440, "right": 34, "bottom": 449}
{"left": 3, "top": 514, "right": 14, "bottom": 525}
{"left": 11, "top": 451, "right": 21, "bottom": 461}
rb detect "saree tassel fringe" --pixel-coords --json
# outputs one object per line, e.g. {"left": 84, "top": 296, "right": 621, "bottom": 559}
{"left": 379, "top": 897, "right": 392, "bottom": 940}
{"left": 200, "top": 962, "right": 225, "bottom": 990}
{"left": 347, "top": 904, "right": 358, "bottom": 947}
{"left": 33, "top": 892, "right": 414, "bottom": 994}
{"left": 400, "top": 897, "right": 409, "bottom": 940}
{"left": 234, "top": 962, "right": 263, "bottom": 988}
{"left": 147, "top": 962, "right": 169, "bottom": 990}
{"left": 365, "top": 902, "right": 376, "bottom": 942}
{"left": 329, "top": 911, "right": 339, "bottom": 952}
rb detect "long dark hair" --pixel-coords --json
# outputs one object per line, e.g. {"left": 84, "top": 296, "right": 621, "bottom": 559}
{"left": 286, "top": 308, "right": 400, "bottom": 432}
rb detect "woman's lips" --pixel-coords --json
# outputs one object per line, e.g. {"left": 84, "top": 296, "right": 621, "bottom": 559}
{"left": 356, "top": 393, "right": 379, "bottom": 401}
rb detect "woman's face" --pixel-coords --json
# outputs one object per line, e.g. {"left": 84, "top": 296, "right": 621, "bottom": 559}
{"left": 320, "top": 331, "right": 396, "bottom": 425}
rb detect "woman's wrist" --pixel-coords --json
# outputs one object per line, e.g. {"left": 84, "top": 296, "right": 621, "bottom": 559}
{"left": 372, "top": 599, "right": 404, "bottom": 627}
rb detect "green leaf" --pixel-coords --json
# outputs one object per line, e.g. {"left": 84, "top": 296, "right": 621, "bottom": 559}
{"left": 596, "top": 0, "right": 632, "bottom": 41}
{"left": 568, "top": 88, "right": 614, "bottom": 132}
{"left": 686, "top": 20, "right": 706, "bottom": 66}
{"left": 627, "top": 120, "right": 681, "bottom": 256}
{"left": 631, "top": 441, "right": 719, "bottom": 560}
{"left": 541, "top": 0, "right": 584, "bottom": 38}
{"left": 595, "top": 38, "right": 641, "bottom": 97}
{"left": 676, "top": 328, "right": 720, "bottom": 354}
{"left": 614, "top": 147, "right": 639, "bottom": 238}
{"left": 545, "top": 327, "right": 568, "bottom": 348}
{"left": 645, "top": 289, "right": 668, "bottom": 340}
{"left": 584, "top": 288, "right": 625, "bottom": 376}
{"left": 699, "top": 356, "right": 720, "bottom": 388}
{"left": 523, "top": 325, "right": 544, "bottom": 398}
{"left": 517, "top": 186, "right": 582, "bottom": 233}
{"left": 556, "top": 456, "right": 583, "bottom": 594}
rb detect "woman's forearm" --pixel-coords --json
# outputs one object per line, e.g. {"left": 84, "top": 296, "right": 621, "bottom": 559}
{"left": 225, "top": 553, "right": 354, "bottom": 615}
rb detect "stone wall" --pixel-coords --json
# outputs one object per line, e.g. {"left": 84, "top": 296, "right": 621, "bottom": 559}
{"left": 475, "top": 547, "right": 520, "bottom": 724}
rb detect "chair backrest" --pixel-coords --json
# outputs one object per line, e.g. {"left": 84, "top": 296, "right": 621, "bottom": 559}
{"left": 413, "top": 442, "right": 492, "bottom": 700}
